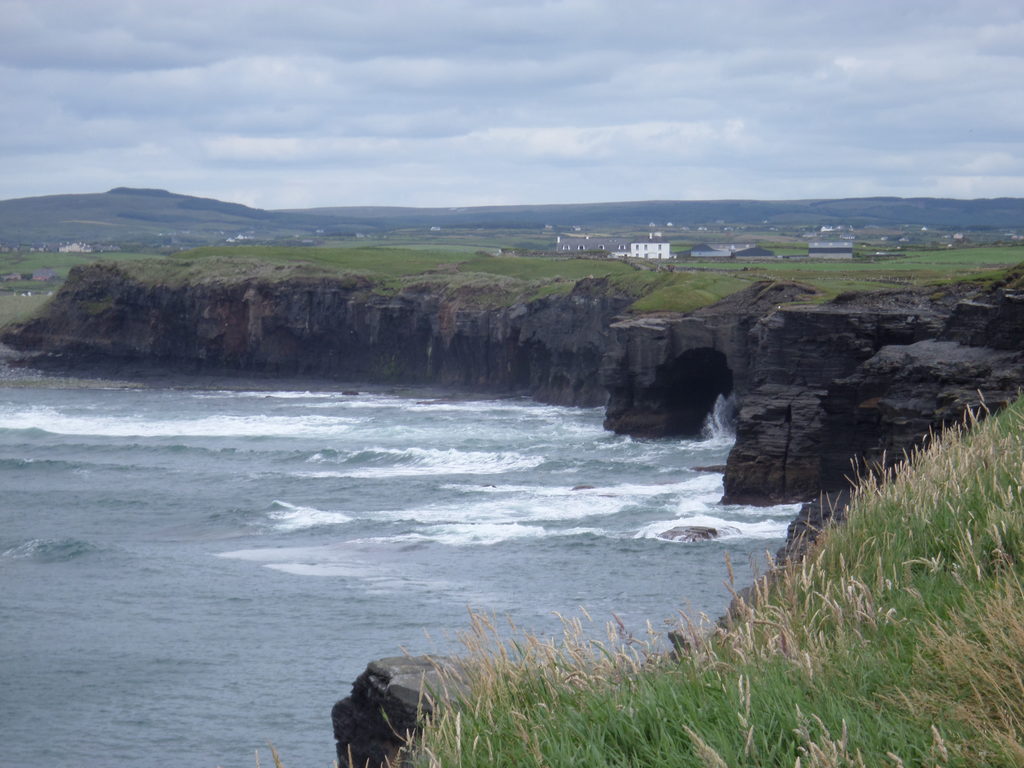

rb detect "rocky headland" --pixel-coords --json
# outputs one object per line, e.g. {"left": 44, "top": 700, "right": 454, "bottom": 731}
{"left": 5, "top": 260, "right": 1024, "bottom": 766}
{"left": 6, "top": 260, "right": 1024, "bottom": 515}
{"left": 3, "top": 261, "right": 631, "bottom": 406}
{"left": 601, "top": 275, "right": 1024, "bottom": 505}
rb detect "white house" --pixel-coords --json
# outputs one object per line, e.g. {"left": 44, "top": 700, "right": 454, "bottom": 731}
{"left": 630, "top": 235, "right": 671, "bottom": 259}
{"left": 555, "top": 233, "right": 671, "bottom": 259}
{"left": 58, "top": 242, "right": 92, "bottom": 253}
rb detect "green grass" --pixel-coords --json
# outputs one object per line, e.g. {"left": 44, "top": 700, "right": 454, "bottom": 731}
{"left": 0, "top": 250, "right": 163, "bottom": 280}
{"left": 672, "top": 245, "right": 1024, "bottom": 300}
{"left": 64, "top": 246, "right": 751, "bottom": 314}
{"left": 414, "top": 398, "right": 1024, "bottom": 767}
{"left": 28, "top": 244, "right": 1024, "bottom": 317}
{"left": 0, "top": 293, "right": 53, "bottom": 328}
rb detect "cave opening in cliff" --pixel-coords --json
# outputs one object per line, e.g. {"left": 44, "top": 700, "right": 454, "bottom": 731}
{"left": 653, "top": 347, "right": 733, "bottom": 436}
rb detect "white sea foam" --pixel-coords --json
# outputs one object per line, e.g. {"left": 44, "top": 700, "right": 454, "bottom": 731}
{"left": 264, "top": 562, "right": 365, "bottom": 577}
{"left": 701, "top": 393, "right": 738, "bottom": 446}
{"left": 363, "top": 522, "right": 550, "bottom": 547}
{"left": 2, "top": 407, "right": 361, "bottom": 438}
{"left": 216, "top": 545, "right": 325, "bottom": 562}
{"left": 193, "top": 390, "right": 346, "bottom": 400}
{"left": 267, "top": 501, "right": 353, "bottom": 531}
{"left": 440, "top": 475, "right": 718, "bottom": 499}
{"left": 636, "top": 513, "right": 791, "bottom": 541}
{"left": 302, "top": 447, "right": 544, "bottom": 478}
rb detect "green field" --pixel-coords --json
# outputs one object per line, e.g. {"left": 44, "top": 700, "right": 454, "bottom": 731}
{"left": 673, "top": 245, "right": 1024, "bottom": 299}
{"left": 0, "top": 250, "right": 164, "bottom": 293}
{"left": 3, "top": 244, "right": 1023, "bottom": 327}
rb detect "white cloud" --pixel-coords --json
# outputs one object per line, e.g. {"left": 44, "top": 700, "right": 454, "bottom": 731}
{"left": 0, "top": 0, "right": 1022, "bottom": 206}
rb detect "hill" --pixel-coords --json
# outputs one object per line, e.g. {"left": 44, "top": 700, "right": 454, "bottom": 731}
{"left": 302, "top": 196, "right": 1024, "bottom": 230}
{"left": 1, "top": 188, "right": 1023, "bottom": 246}
{"left": 0, "top": 187, "right": 340, "bottom": 244}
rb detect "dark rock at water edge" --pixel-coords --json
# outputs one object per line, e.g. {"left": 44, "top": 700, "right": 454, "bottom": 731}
{"left": 775, "top": 490, "right": 852, "bottom": 564}
{"left": 2, "top": 265, "right": 633, "bottom": 408}
{"left": 658, "top": 525, "right": 739, "bottom": 542}
{"left": 600, "top": 279, "right": 1024, "bottom": 504}
{"left": 7, "top": 264, "right": 1024, "bottom": 510}
{"left": 332, "top": 655, "right": 464, "bottom": 768}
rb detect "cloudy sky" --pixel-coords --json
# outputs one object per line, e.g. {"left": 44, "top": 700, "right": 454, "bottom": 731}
{"left": 1, "top": 0, "right": 1022, "bottom": 209}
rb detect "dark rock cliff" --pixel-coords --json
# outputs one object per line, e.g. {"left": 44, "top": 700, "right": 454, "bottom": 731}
{"left": 601, "top": 278, "right": 1024, "bottom": 505}
{"left": 3, "top": 263, "right": 633, "bottom": 407}
{"left": 8, "top": 263, "right": 1024, "bottom": 510}
{"left": 601, "top": 282, "right": 816, "bottom": 437}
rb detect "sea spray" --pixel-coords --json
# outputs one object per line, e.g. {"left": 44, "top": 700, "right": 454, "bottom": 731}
{"left": 701, "top": 392, "right": 737, "bottom": 442}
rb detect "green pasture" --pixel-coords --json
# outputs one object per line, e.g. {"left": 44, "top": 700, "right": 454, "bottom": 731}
{"left": 4, "top": 243, "right": 1023, "bottom": 321}
{"left": 0, "top": 250, "right": 161, "bottom": 278}
{"left": 673, "top": 245, "right": 1024, "bottom": 300}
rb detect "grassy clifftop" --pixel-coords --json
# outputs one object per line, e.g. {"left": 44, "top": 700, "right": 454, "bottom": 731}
{"left": 51, "top": 246, "right": 751, "bottom": 314}
{"left": 415, "top": 397, "right": 1024, "bottom": 767}
{"left": 7, "top": 244, "right": 1024, "bottom": 329}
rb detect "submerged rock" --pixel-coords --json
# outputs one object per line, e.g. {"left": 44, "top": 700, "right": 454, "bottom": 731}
{"left": 658, "top": 525, "right": 738, "bottom": 542}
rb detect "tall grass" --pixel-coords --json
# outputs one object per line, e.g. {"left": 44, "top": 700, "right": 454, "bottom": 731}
{"left": 414, "top": 397, "right": 1024, "bottom": 767}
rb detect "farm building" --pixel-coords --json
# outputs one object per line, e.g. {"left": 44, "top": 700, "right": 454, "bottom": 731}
{"left": 555, "top": 234, "right": 671, "bottom": 259}
{"left": 808, "top": 241, "right": 854, "bottom": 258}
{"left": 631, "top": 235, "right": 671, "bottom": 260}
{"left": 689, "top": 243, "right": 775, "bottom": 258}
{"left": 555, "top": 235, "right": 629, "bottom": 254}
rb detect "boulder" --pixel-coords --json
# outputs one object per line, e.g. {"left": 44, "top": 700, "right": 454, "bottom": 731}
{"left": 331, "top": 655, "right": 464, "bottom": 768}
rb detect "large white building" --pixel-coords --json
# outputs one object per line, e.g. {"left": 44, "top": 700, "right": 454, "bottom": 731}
{"left": 555, "top": 234, "right": 671, "bottom": 259}
{"left": 630, "top": 235, "right": 671, "bottom": 259}
{"left": 58, "top": 242, "right": 93, "bottom": 253}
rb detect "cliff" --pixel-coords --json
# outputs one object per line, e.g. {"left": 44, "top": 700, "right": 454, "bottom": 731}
{"left": 601, "top": 274, "right": 1024, "bottom": 504}
{"left": 3, "top": 261, "right": 633, "bottom": 407}
{"left": 8, "top": 261, "right": 1024, "bottom": 511}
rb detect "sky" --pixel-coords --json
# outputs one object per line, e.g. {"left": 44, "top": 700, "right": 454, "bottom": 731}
{"left": 1, "top": 0, "right": 1022, "bottom": 209}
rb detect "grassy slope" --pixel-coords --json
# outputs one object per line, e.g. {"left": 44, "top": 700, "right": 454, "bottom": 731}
{"left": 416, "top": 398, "right": 1024, "bottom": 767}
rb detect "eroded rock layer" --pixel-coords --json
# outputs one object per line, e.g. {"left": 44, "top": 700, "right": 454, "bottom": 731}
{"left": 8, "top": 262, "right": 1024, "bottom": 507}
{"left": 4, "top": 263, "right": 632, "bottom": 407}
{"left": 600, "top": 278, "right": 1024, "bottom": 504}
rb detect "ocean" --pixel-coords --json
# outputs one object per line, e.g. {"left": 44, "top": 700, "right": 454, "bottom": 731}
{"left": 0, "top": 384, "right": 798, "bottom": 767}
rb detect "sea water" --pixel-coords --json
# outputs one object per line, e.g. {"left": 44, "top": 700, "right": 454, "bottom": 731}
{"left": 0, "top": 385, "right": 798, "bottom": 767}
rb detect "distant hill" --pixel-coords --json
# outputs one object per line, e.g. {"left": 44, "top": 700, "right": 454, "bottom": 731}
{"left": 299, "top": 197, "right": 1024, "bottom": 230}
{"left": 0, "top": 188, "right": 341, "bottom": 244}
{"left": 1, "top": 188, "right": 1023, "bottom": 245}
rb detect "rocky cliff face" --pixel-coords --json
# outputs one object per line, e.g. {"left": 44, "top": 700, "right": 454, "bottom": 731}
{"left": 601, "top": 277, "right": 1024, "bottom": 505}
{"left": 3, "top": 263, "right": 633, "bottom": 407}
{"left": 601, "top": 282, "right": 816, "bottom": 437}
{"left": 9, "top": 263, "right": 1024, "bottom": 510}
